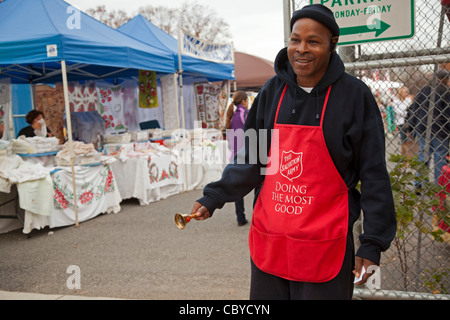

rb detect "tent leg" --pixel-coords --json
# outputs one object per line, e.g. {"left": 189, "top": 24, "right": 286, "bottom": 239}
{"left": 61, "top": 60, "right": 79, "bottom": 228}
{"left": 30, "top": 82, "right": 36, "bottom": 111}
{"left": 173, "top": 73, "right": 180, "bottom": 130}
{"left": 178, "top": 73, "right": 189, "bottom": 193}
{"left": 177, "top": 28, "right": 189, "bottom": 192}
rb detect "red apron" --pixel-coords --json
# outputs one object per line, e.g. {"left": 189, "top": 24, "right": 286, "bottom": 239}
{"left": 249, "top": 85, "right": 349, "bottom": 283}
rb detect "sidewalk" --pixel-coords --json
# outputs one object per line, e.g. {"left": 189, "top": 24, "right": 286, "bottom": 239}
{"left": 0, "top": 290, "right": 123, "bottom": 300}
{"left": 0, "top": 191, "right": 252, "bottom": 300}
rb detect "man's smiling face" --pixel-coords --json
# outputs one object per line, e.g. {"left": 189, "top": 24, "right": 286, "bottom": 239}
{"left": 288, "top": 18, "right": 337, "bottom": 88}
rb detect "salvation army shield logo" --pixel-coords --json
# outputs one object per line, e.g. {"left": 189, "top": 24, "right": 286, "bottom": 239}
{"left": 280, "top": 151, "right": 303, "bottom": 182}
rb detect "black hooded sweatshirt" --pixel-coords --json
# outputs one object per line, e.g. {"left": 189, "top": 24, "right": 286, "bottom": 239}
{"left": 198, "top": 48, "right": 396, "bottom": 265}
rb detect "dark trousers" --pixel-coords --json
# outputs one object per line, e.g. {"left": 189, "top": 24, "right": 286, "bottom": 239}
{"left": 249, "top": 233, "right": 355, "bottom": 300}
{"left": 235, "top": 198, "right": 246, "bottom": 222}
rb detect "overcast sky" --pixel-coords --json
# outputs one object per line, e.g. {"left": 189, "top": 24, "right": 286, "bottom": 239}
{"left": 67, "top": 0, "right": 287, "bottom": 62}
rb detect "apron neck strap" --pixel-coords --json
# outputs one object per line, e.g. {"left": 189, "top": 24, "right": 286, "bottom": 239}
{"left": 275, "top": 84, "right": 332, "bottom": 128}
{"left": 320, "top": 86, "right": 332, "bottom": 127}
{"left": 274, "top": 85, "right": 288, "bottom": 124}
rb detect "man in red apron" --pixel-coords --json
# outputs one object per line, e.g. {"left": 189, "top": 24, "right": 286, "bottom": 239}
{"left": 191, "top": 4, "right": 396, "bottom": 300}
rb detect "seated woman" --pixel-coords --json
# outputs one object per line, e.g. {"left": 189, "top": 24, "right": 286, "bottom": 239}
{"left": 17, "top": 110, "right": 53, "bottom": 138}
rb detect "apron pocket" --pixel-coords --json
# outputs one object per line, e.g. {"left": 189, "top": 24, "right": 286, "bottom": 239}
{"left": 250, "top": 224, "right": 347, "bottom": 283}
{"left": 249, "top": 224, "right": 288, "bottom": 279}
{"left": 286, "top": 234, "right": 347, "bottom": 283}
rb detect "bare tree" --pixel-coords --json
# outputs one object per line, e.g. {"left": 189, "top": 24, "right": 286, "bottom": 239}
{"left": 177, "top": 1, "right": 231, "bottom": 43}
{"left": 138, "top": 5, "right": 180, "bottom": 36}
{"left": 139, "top": 2, "right": 230, "bottom": 43}
{"left": 85, "top": 5, "right": 131, "bottom": 29}
{"left": 138, "top": 1, "right": 231, "bottom": 43}
{"left": 85, "top": 1, "right": 231, "bottom": 44}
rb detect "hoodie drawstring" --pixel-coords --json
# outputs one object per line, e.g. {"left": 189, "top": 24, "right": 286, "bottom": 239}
{"left": 316, "top": 90, "right": 320, "bottom": 120}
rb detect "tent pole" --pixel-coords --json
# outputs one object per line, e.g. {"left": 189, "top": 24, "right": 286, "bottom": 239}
{"left": 1, "top": 78, "right": 13, "bottom": 140}
{"left": 61, "top": 60, "right": 79, "bottom": 228}
{"left": 178, "top": 27, "right": 189, "bottom": 193}
{"left": 173, "top": 73, "right": 180, "bottom": 130}
{"left": 178, "top": 27, "right": 186, "bottom": 131}
{"left": 174, "top": 71, "right": 188, "bottom": 193}
{"left": 30, "top": 83, "right": 36, "bottom": 110}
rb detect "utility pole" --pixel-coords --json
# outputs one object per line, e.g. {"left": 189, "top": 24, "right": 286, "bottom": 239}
{"left": 283, "top": 0, "right": 292, "bottom": 47}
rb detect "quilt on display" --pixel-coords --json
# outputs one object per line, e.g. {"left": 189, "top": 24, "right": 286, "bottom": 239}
{"left": 194, "top": 82, "right": 228, "bottom": 129}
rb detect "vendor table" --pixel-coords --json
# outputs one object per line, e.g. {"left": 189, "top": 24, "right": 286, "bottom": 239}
{"left": 109, "top": 141, "right": 229, "bottom": 205}
{"left": 177, "top": 140, "right": 230, "bottom": 191}
{"left": 0, "top": 185, "right": 24, "bottom": 234}
{"left": 0, "top": 139, "right": 230, "bottom": 233}
{"left": 2, "top": 163, "right": 122, "bottom": 234}
{"left": 110, "top": 152, "right": 181, "bottom": 206}
{"left": 24, "top": 164, "right": 121, "bottom": 233}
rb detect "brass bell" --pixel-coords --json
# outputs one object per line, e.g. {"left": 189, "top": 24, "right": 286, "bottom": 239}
{"left": 174, "top": 213, "right": 197, "bottom": 230}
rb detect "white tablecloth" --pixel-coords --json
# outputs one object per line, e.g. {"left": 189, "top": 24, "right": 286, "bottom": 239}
{"left": 0, "top": 155, "right": 46, "bottom": 193}
{"left": 177, "top": 140, "right": 230, "bottom": 191}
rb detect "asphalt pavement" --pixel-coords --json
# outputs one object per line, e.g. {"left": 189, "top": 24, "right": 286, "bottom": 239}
{"left": 0, "top": 189, "right": 254, "bottom": 300}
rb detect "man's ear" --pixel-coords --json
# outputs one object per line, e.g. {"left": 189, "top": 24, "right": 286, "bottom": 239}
{"left": 330, "top": 36, "right": 339, "bottom": 52}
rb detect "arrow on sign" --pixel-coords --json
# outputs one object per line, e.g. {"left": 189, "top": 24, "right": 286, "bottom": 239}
{"left": 340, "top": 19, "right": 391, "bottom": 37}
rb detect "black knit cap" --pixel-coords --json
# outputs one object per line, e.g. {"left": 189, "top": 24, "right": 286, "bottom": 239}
{"left": 290, "top": 4, "right": 340, "bottom": 37}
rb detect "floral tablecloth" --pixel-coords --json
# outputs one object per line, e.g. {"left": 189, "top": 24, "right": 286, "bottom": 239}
{"left": 109, "top": 142, "right": 229, "bottom": 207}
{"left": 49, "top": 164, "right": 121, "bottom": 228}
{"left": 110, "top": 152, "right": 182, "bottom": 206}
{"left": 20, "top": 164, "right": 122, "bottom": 233}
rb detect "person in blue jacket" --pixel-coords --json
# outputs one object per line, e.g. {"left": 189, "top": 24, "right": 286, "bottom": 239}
{"left": 407, "top": 69, "right": 449, "bottom": 185}
{"left": 190, "top": 4, "right": 396, "bottom": 300}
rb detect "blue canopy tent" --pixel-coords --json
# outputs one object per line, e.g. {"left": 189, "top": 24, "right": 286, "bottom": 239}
{"left": 118, "top": 15, "right": 235, "bottom": 130}
{"left": 0, "top": 0, "right": 176, "bottom": 84}
{"left": 0, "top": 0, "right": 177, "bottom": 226}
{"left": 118, "top": 14, "right": 235, "bottom": 82}
{"left": 0, "top": 0, "right": 177, "bottom": 135}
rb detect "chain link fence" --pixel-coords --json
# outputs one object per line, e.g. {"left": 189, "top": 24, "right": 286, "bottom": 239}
{"left": 286, "top": 0, "right": 449, "bottom": 299}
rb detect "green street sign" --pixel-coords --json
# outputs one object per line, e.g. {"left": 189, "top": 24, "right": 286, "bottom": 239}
{"left": 309, "top": 0, "right": 415, "bottom": 46}
{"left": 340, "top": 18, "right": 391, "bottom": 37}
